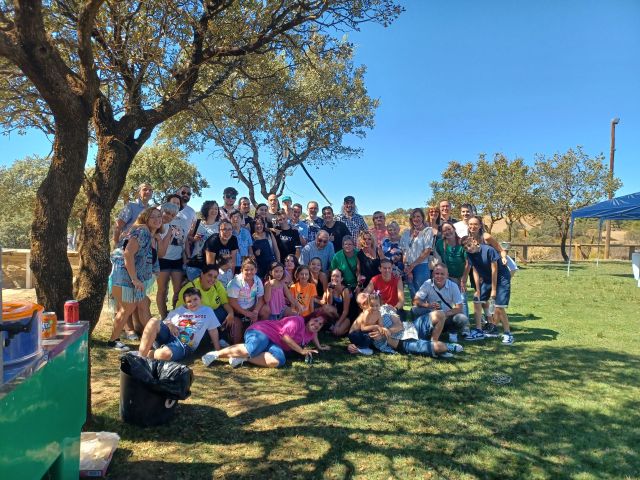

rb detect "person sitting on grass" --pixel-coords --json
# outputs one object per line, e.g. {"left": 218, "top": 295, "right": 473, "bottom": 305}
{"left": 176, "top": 263, "right": 237, "bottom": 346}
{"left": 290, "top": 265, "right": 317, "bottom": 317}
{"left": 347, "top": 292, "right": 385, "bottom": 355}
{"left": 260, "top": 261, "right": 300, "bottom": 320}
{"left": 321, "top": 268, "right": 354, "bottom": 336}
{"left": 138, "top": 288, "right": 221, "bottom": 361}
{"left": 461, "top": 235, "right": 514, "bottom": 345}
{"left": 347, "top": 292, "right": 459, "bottom": 358}
{"left": 411, "top": 263, "right": 470, "bottom": 344}
{"left": 226, "top": 257, "right": 265, "bottom": 344}
{"left": 201, "top": 310, "right": 332, "bottom": 368}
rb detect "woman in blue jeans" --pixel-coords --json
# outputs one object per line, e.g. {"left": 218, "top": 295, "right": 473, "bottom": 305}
{"left": 202, "top": 310, "right": 331, "bottom": 368}
{"left": 400, "top": 208, "right": 434, "bottom": 298}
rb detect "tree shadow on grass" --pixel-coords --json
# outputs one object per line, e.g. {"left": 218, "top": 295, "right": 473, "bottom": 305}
{"left": 94, "top": 341, "right": 640, "bottom": 479}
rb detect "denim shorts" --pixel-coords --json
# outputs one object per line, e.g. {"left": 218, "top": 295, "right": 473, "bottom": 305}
{"left": 476, "top": 275, "right": 511, "bottom": 307}
{"left": 244, "top": 329, "right": 286, "bottom": 367}
{"left": 155, "top": 322, "right": 193, "bottom": 361}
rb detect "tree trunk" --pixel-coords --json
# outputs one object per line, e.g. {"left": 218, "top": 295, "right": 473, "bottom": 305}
{"left": 560, "top": 230, "right": 569, "bottom": 262}
{"left": 75, "top": 129, "right": 143, "bottom": 331}
{"left": 30, "top": 117, "right": 89, "bottom": 315}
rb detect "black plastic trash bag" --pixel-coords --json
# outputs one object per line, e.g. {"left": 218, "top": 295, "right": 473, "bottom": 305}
{"left": 120, "top": 353, "right": 194, "bottom": 427}
{"left": 120, "top": 353, "right": 193, "bottom": 400}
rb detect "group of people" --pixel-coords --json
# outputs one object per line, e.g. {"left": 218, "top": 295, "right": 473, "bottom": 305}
{"left": 108, "top": 184, "right": 517, "bottom": 369}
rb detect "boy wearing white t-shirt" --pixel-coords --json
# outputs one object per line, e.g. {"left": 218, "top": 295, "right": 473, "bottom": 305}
{"left": 139, "top": 288, "right": 221, "bottom": 361}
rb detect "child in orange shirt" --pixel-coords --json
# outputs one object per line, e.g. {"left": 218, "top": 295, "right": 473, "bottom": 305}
{"left": 290, "top": 265, "right": 317, "bottom": 316}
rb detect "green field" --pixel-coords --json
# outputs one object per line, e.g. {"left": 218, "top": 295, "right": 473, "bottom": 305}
{"left": 88, "top": 262, "right": 640, "bottom": 479}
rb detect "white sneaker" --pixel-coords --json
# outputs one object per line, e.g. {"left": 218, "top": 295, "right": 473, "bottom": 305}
{"left": 109, "top": 340, "right": 130, "bottom": 352}
{"left": 201, "top": 351, "right": 219, "bottom": 367}
{"left": 229, "top": 357, "right": 245, "bottom": 368}
{"left": 446, "top": 342, "right": 464, "bottom": 353}
{"left": 356, "top": 347, "right": 374, "bottom": 355}
{"left": 449, "top": 333, "right": 458, "bottom": 343}
{"left": 502, "top": 334, "right": 515, "bottom": 345}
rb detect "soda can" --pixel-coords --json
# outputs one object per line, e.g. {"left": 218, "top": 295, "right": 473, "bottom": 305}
{"left": 64, "top": 300, "right": 80, "bottom": 323}
{"left": 42, "top": 311, "right": 58, "bottom": 339}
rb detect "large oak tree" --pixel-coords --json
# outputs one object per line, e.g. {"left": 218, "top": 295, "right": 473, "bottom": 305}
{"left": 0, "top": 0, "right": 401, "bottom": 328}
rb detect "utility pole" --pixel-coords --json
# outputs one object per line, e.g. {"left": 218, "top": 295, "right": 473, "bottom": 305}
{"left": 604, "top": 117, "right": 619, "bottom": 259}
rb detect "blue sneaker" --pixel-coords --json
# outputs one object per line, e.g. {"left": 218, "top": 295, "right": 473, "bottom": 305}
{"left": 501, "top": 333, "right": 515, "bottom": 345}
{"left": 465, "top": 328, "right": 485, "bottom": 341}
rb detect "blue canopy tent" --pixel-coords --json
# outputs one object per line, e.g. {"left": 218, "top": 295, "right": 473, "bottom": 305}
{"left": 567, "top": 192, "right": 640, "bottom": 275}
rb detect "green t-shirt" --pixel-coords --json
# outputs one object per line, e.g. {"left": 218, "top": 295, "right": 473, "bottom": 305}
{"left": 435, "top": 238, "right": 467, "bottom": 279}
{"left": 330, "top": 249, "right": 359, "bottom": 288}
{"left": 176, "top": 277, "right": 228, "bottom": 310}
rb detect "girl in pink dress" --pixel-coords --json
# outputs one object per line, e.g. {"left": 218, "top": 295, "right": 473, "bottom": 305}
{"left": 260, "top": 261, "right": 299, "bottom": 320}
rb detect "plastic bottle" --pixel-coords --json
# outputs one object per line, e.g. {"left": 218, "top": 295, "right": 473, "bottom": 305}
{"left": 488, "top": 298, "right": 496, "bottom": 316}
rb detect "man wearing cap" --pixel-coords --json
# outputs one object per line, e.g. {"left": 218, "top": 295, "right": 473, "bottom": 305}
{"left": 336, "top": 195, "right": 368, "bottom": 240}
{"left": 112, "top": 182, "right": 153, "bottom": 246}
{"left": 281, "top": 195, "right": 294, "bottom": 221}
{"left": 220, "top": 186, "right": 238, "bottom": 221}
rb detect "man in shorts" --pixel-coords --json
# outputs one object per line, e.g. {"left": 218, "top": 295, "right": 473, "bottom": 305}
{"left": 461, "top": 236, "right": 514, "bottom": 345}
{"left": 138, "top": 288, "right": 221, "bottom": 361}
{"left": 411, "top": 263, "right": 471, "bottom": 343}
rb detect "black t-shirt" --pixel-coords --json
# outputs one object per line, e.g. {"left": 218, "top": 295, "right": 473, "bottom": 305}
{"left": 357, "top": 249, "right": 381, "bottom": 286}
{"left": 204, "top": 234, "right": 239, "bottom": 265}
{"left": 324, "top": 221, "right": 351, "bottom": 252}
{"left": 274, "top": 227, "right": 302, "bottom": 257}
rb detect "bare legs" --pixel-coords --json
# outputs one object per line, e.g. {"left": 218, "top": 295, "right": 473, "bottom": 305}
{"left": 110, "top": 286, "right": 139, "bottom": 342}
{"left": 213, "top": 344, "right": 280, "bottom": 368}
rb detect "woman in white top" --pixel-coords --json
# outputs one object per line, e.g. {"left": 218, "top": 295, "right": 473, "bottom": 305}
{"left": 400, "top": 208, "right": 434, "bottom": 298}
{"left": 190, "top": 201, "right": 221, "bottom": 255}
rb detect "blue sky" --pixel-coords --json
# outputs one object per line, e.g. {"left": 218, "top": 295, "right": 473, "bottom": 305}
{"left": 2, "top": 0, "right": 639, "bottom": 215}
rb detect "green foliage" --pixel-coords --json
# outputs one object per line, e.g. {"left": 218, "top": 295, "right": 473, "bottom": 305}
{"left": 162, "top": 36, "right": 376, "bottom": 204}
{"left": 121, "top": 143, "right": 209, "bottom": 205}
{"left": 533, "top": 146, "right": 621, "bottom": 260}
{"left": 0, "top": 155, "right": 49, "bottom": 248}
{"left": 430, "top": 153, "right": 537, "bottom": 236}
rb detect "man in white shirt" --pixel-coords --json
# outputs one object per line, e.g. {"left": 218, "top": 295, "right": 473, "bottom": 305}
{"left": 412, "top": 263, "right": 470, "bottom": 343}
{"left": 176, "top": 185, "right": 196, "bottom": 233}
{"left": 139, "top": 288, "right": 221, "bottom": 361}
{"left": 453, "top": 203, "right": 474, "bottom": 238}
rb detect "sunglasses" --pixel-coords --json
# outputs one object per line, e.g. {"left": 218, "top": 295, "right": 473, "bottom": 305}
{"left": 225, "top": 194, "right": 236, "bottom": 199}
{"left": 317, "top": 239, "right": 328, "bottom": 244}
{"left": 373, "top": 216, "right": 384, "bottom": 220}
{"left": 180, "top": 191, "right": 192, "bottom": 196}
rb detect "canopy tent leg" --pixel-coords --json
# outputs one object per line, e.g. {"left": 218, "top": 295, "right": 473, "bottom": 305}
{"left": 567, "top": 220, "right": 575, "bottom": 276}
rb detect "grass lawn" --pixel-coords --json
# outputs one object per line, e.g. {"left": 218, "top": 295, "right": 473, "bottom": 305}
{"left": 85, "top": 261, "right": 640, "bottom": 479}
